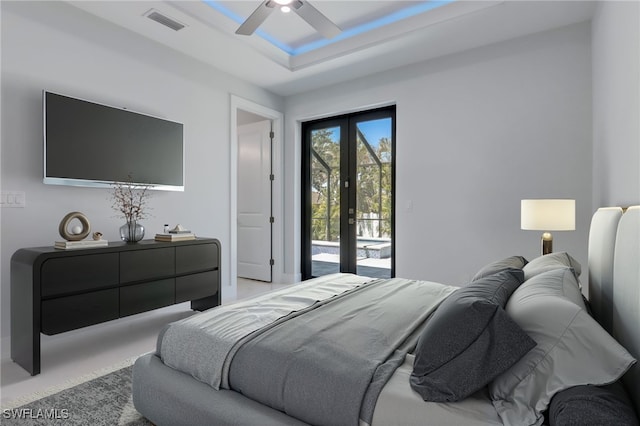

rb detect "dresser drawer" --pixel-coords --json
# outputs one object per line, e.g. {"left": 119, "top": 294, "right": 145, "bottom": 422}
{"left": 120, "top": 279, "right": 175, "bottom": 317}
{"left": 176, "top": 271, "right": 219, "bottom": 303}
{"left": 120, "top": 248, "right": 174, "bottom": 283}
{"left": 41, "top": 289, "right": 119, "bottom": 335}
{"left": 176, "top": 243, "right": 218, "bottom": 274}
{"left": 41, "top": 253, "right": 119, "bottom": 298}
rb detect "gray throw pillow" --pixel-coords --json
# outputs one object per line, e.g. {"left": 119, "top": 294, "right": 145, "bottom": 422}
{"left": 410, "top": 269, "right": 535, "bottom": 402}
{"left": 549, "top": 382, "right": 639, "bottom": 426}
{"left": 472, "top": 256, "right": 528, "bottom": 281}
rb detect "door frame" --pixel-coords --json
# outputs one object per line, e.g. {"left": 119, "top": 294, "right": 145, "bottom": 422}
{"left": 301, "top": 106, "right": 396, "bottom": 280}
{"left": 230, "top": 95, "right": 284, "bottom": 297}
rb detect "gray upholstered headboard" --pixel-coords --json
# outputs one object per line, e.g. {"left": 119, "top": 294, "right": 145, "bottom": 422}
{"left": 588, "top": 206, "right": 640, "bottom": 413}
{"left": 588, "top": 207, "right": 623, "bottom": 333}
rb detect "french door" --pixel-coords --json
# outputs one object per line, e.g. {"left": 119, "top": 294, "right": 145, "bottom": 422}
{"left": 302, "top": 106, "right": 395, "bottom": 280}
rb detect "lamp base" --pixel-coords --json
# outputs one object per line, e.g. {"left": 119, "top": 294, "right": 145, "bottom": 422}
{"left": 541, "top": 232, "right": 553, "bottom": 255}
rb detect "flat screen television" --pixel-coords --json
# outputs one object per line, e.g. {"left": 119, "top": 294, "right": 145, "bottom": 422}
{"left": 43, "top": 91, "right": 184, "bottom": 191}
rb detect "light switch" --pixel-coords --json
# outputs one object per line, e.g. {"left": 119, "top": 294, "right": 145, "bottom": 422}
{"left": 1, "top": 191, "right": 26, "bottom": 208}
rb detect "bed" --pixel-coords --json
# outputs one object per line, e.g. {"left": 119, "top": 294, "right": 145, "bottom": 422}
{"left": 132, "top": 206, "right": 640, "bottom": 426}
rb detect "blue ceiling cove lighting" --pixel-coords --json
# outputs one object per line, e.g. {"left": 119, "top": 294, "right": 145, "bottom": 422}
{"left": 203, "top": 0, "right": 456, "bottom": 56}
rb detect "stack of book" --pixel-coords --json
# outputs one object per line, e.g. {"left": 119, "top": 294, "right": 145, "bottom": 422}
{"left": 155, "top": 231, "right": 196, "bottom": 242}
{"left": 55, "top": 239, "right": 109, "bottom": 250}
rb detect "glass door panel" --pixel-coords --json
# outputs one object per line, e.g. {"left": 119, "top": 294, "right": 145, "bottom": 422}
{"left": 355, "top": 118, "right": 393, "bottom": 278}
{"left": 310, "top": 126, "right": 341, "bottom": 277}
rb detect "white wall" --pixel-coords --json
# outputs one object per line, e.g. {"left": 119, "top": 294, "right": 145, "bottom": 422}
{"left": 5, "top": 1, "right": 632, "bottom": 342}
{"left": 284, "top": 23, "right": 592, "bottom": 285}
{"left": 592, "top": 1, "right": 640, "bottom": 208}
{"left": 0, "top": 1, "right": 283, "bottom": 338}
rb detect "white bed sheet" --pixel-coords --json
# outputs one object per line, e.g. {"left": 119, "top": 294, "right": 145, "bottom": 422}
{"left": 370, "top": 354, "right": 502, "bottom": 426}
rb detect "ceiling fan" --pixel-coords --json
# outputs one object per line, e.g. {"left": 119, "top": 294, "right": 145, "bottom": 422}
{"left": 236, "top": 0, "right": 342, "bottom": 39}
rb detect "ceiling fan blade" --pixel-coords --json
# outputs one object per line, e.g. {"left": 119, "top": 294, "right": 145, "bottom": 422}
{"left": 236, "top": 1, "right": 276, "bottom": 36}
{"left": 292, "top": 1, "right": 341, "bottom": 39}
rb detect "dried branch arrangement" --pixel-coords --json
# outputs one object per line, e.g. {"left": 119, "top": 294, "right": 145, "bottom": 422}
{"left": 111, "top": 176, "right": 153, "bottom": 223}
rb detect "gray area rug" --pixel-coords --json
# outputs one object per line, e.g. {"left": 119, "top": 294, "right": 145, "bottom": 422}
{"left": 2, "top": 365, "right": 151, "bottom": 426}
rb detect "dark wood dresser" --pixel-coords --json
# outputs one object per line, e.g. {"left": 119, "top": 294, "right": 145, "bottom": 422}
{"left": 11, "top": 238, "right": 221, "bottom": 375}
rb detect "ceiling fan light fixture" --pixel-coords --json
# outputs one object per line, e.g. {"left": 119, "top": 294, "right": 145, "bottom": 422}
{"left": 234, "top": 0, "right": 340, "bottom": 39}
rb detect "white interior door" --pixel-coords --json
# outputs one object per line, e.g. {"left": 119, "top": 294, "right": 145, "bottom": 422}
{"left": 238, "top": 120, "right": 272, "bottom": 281}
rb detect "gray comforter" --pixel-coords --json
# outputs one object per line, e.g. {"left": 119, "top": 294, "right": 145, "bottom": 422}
{"left": 159, "top": 274, "right": 455, "bottom": 426}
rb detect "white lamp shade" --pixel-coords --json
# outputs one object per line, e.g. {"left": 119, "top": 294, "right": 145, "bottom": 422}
{"left": 521, "top": 199, "right": 575, "bottom": 231}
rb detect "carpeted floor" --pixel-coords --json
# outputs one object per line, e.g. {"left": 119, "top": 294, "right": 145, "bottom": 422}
{"left": 1, "top": 362, "right": 151, "bottom": 426}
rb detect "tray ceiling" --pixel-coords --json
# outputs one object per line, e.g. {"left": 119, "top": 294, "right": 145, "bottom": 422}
{"left": 67, "top": 1, "right": 596, "bottom": 96}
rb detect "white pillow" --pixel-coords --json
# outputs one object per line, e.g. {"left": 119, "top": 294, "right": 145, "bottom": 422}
{"left": 523, "top": 252, "right": 581, "bottom": 280}
{"left": 489, "top": 271, "right": 635, "bottom": 426}
{"left": 520, "top": 268, "right": 586, "bottom": 310}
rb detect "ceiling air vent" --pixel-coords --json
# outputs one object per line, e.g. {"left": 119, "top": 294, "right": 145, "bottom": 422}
{"left": 144, "top": 9, "right": 186, "bottom": 32}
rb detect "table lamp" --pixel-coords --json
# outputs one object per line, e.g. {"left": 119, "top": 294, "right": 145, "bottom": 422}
{"left": 521, "top": 199, "right": 575, "bottom": 255}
